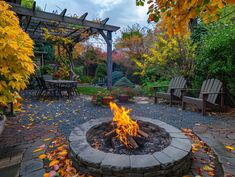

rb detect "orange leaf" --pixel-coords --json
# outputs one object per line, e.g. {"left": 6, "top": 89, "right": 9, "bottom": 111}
{"left": 58, "top": 150, "right": 68, "bottom": 156}
{"left": 49, "top": 160, "right": 59, "bottom": 167}
{"left": 43, "top": 173, "right": 50, "bottom": 177}
{"left": 208, "top": 171, "right": 215, "bottom": 176}
{"left": 38, "top": 154, "right": 47, "bottom": 160}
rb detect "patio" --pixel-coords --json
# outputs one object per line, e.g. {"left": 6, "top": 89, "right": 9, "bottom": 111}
{"left": 0, "top": 91, "right": 234, "bottom": 176}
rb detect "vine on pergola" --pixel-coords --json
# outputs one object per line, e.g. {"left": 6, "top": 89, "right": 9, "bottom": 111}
{"left": 43, "top": 28, "right": 90, "bottom": 79}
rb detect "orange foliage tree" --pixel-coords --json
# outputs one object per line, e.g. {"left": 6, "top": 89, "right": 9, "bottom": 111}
{"left": 136, "top": 0, "right": 235, "bottom": 35}
{"left": 0, "top": 1, "right": 34, "bottom": 106}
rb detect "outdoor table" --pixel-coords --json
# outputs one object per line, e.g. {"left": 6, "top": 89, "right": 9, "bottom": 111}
{"left": 45, "top": 80, "right": 78, "bottom": 97}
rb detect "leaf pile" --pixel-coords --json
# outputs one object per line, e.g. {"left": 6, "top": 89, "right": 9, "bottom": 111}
{"left": 182, "top": 128, "right": 218, "bottom": 177}
{"left": 36, "top": 135, "right": 92, "bottom": 177}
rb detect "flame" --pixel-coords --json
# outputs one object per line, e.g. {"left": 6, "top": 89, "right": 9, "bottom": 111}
{"left": 109, "top": 102, "right": 139, "bottom": 148}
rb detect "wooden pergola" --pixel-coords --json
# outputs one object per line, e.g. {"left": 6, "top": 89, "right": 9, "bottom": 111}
{"left": 7, "top": 1, "right": 120, "bottom": 89}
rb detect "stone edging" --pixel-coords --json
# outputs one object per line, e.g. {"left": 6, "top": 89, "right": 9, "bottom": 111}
{"left": 0, "top": 114, "right": 6, "bottom": 136}
{"left": 69, "top": 117, "right": 192, "bottom": 177}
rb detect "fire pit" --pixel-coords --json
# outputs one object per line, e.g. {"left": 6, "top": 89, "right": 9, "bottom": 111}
{"left": 69, "top": 103, "right": 192, "bottom": 177}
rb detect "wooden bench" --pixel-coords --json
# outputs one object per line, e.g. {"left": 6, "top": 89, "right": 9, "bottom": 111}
{"left": 154, "top": 76, "right": 187, "bottom": 106}
{"left": 182, "top": 78, "right": 224, "bottom": 116}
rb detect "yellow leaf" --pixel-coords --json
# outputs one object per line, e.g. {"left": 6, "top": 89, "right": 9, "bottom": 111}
{"left": 225, "top": 145, "right": 235, "bottom": 151}
{"left": 38, "top": 154, "right": 47, "bottom": 159}
{"left": 203, "top": 165, "right": 214, "bottom": 172}
{"left": 33, "top": 148, "right": 43, "bottom": 153}
{"left": 58, "top": 150, "right": 68, "bottom": 156}
{"left": 49, "top": 160, "right": 59, "bottom": 167}
{"left": 43, "top": 138, "right": 52, "bottom": 142}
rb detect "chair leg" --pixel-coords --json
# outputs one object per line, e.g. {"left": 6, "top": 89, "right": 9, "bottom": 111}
{"left": 202, "top": 101, "right": 206, "bottom": 116}
{"left": 154, "top": 96, "right": 158, "bottom": 104}
{"left": 182, "top": 101, "right": 186, "bottom": 110}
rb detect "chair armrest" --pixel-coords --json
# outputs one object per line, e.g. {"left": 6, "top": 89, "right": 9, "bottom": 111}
{"left": 181, "top": 89, "right": 201, "bottom": 91}
{"left": 170, "top": 87, "right": 185, "bottom": 90}
{"left": 153, "top": 85, "right": 169, "bottom": 89}
{"left": 202, "top": 92, "right": 224, "bottom": 95}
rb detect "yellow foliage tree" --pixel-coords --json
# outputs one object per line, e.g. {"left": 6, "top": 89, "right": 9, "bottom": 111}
{"left": 136, "top": 0, "right": 235, "bottom": 35}
{"left": 0, "top": 1, "right": 34, "bottom": 106}
{"left": 135, "top": 33, "right": 196, "bottom": 78}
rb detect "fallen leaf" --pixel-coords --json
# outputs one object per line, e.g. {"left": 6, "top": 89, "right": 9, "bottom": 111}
{"left": 33, "top": 148, "right": 43, "bottom": 153}
{"left": 53, "top": 164, "right": 59, "bottom": 171}
{"left": 38, "top": 154, "right": 47, "bottom": 159}
{"left": 43, "top": 173, "right": 50, "bottom": 177}
{"left": 203, "top": 165, "right": 214, "bottom": 172}
{"left": 44, "top": 138, "right": 52, "bottom": 142}
{"left": 58, "top": 150, "right": 68, "bottom": 156}
{"left": 49, "top": 170, "right": 56, "bottom": 177}
{"left": 225, "top": 145, "right": 235, "bottom": 151}
{"left": 49, "top": 160, "right": 59, "bottom": 167}
{"left": 208, "top": 171, "right": 215, "bottom": 176}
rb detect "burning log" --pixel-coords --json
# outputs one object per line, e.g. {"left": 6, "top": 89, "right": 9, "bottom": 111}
{"left": 127, "top": 135, "right": 139, "bottom": 149}
{"left": 105, "top": 129, "right": 116, "bottom": 137}
{"left": 138, "top": 129, "right": 149, "bottom": 138}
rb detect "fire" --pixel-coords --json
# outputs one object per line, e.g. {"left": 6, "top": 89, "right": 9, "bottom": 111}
{"left": 109, "top": 102, "right": 139, "bottom": 148}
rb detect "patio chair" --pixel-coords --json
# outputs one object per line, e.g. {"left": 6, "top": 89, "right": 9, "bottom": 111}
{"left": 154, "top": 76, "right": 187, "bottom": 106}
{"left": 35, "top": 76, "right": 43, "bottom": 96}
{"left": 182, "top": 78, "right": 224, "bottom": 116}
{"left": 37, "top": 77, "right": 56, "bottom": 97}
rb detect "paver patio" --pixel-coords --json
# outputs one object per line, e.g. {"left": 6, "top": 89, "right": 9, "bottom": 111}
{"left": 0, "top": 91, "right": 234, "bottom": 176}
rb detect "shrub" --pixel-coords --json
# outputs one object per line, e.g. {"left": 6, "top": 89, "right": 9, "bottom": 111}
{"left": 74, "top": 66, "right": 84, "bottom": 77}
{"left": 194, "top": 20, "right": 235, "bottom": 105}
{"left": 114, "top": 77, "right": 135, "bottom": 88}
{"left": 142, "top": 78, "right": 170, "bottom": 96}
{"left": 80, "top": 76, "right": 93, "bottom": 83}
{"left": 41, "top": 64, "right": 53, "bottom": 75}
{"left": 93, "top": 63, "right": 106, "bottom": 83}
{"left": 112, "top": 71, "right": 124, "bottom": 85}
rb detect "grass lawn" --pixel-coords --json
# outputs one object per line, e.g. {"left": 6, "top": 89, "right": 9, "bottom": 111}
{"left": 77, "top": 86, "right": 107, "bottom": 95}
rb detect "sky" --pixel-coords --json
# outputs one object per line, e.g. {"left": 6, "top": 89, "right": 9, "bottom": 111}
{"left": 35, "top": 0, "right": 152, "bottom": 48}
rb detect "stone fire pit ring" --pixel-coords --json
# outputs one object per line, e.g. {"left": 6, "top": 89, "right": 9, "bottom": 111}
{"left": 69, "top": 117, "right": 192, "bottom": 177}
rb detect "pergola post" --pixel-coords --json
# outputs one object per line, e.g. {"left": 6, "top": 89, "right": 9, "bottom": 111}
{"left": 99, "top": 30, "right": 113, "bottom": 90}
{"left": 107, "top": 31, "right": 112, "bottom": 90}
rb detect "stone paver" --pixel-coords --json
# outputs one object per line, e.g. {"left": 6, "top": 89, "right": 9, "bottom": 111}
{"left": 194, "top": 124, "right": 235, "bottom": 176}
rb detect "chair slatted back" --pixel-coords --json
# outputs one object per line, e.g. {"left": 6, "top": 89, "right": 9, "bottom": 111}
{"left": 35, "top": 76, "right": 42, "bottom": 89}
{"left": 167, "top": 76, "right": 187, "bottom": 98}
{"left": 199, "top": 79, "right": 222, "bottom": 104}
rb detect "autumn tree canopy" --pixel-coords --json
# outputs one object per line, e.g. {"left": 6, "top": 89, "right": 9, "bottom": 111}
{"left": 0, "top": 1, "right": 34, "bottom": 105}
{"left": 136, "top": 0, "right": 235, "bottom": 35}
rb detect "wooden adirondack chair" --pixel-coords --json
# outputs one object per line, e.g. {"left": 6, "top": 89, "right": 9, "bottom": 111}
{"left": 182, "top": 79, "right": 224, "bottom": 116}
{"left": 154, "top": 76, "right": 187, "bottom": 106}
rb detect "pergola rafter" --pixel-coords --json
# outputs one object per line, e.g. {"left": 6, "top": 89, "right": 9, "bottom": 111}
{"left": 7, "top": 1, "right": 120, "bottom": 89}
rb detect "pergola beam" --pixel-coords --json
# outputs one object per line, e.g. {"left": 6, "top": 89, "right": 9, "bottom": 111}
{"left": 9, "top": 3, "right": 119, "bottom": 32}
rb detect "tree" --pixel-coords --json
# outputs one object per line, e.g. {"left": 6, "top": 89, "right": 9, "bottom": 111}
{"left": 136, "top": 0, "right": 235, "bottom": 35}
{"left": 193, "top": 15, "right": 235, "bottom": 105}
{"left": 135, "top": 33, "right": 196, "bottom": 79}
{"left": 0, "top": 1, "right": 34, "bottom": 106}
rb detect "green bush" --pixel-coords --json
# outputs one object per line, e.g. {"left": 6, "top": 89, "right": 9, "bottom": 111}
{"left": 142, "top": 78, "right": 170, "bottom": 96}
{"left": 112, "top": 71, "right": 124, "bottom": 85}
{"left": 80, "top": 76, "right": 93, "bottom": 83}
{"left": 41, "top": 64, "right": 53, "bottom": 75}
{"left": 74, "top": 66, "right": 84, "bottom": 77}
{"left": 193, "top": 21, "right": 235, "bottom": 105}
{"left": 114, "top": 77, "right": 135, "bottom": 88}
{"left": 93, "top": 63, "right": 107, "bottom": 83}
